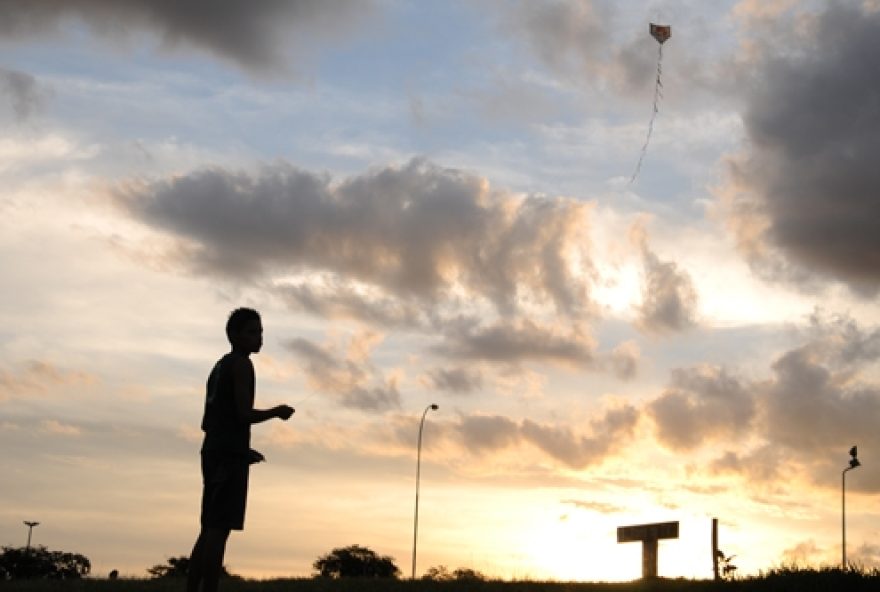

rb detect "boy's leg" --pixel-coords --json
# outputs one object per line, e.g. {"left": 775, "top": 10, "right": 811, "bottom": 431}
{"left": 199, "top": 527, "right": 231, "bottom": 592}
{"left": 186, "top": 532, "right": 205, "bottom": 592}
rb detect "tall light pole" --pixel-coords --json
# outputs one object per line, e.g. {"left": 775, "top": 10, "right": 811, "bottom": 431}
{"left": 842, "top": 446, "right": 860, "bottom": 570}
{"left": 412, "top": 403, "right": 438, "bottom": 579}
{"left": 23, "top": 521, "right": 39, "bottom": 552}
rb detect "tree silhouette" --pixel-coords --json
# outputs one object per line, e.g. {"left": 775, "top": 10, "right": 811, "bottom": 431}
{"left": 313, "top": 545, "right": 400, "bottom": 578}
{"left": 147, "top": 555, "right": 236, "bottom": 579}
{"left": 0, "top": 546, "right": 90, "bottom": 579}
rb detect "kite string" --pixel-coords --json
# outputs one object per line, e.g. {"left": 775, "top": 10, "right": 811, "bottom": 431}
{"left": 629, "top": 43, "right": 664, "bottom": 184}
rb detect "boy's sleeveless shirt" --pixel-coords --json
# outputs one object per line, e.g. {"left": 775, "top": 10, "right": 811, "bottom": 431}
{"left": 201, "top": 353, "right": 251, "bottom": 453}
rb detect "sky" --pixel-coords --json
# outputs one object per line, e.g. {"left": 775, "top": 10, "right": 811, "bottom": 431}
{"left": 2, "top": 0, "right": 880, "bottom": 582}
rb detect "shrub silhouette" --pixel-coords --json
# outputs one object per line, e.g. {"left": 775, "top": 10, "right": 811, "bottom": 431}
{"left": 313, "top": 544, "right": 400, "bottom": 578}
{"left": 423, "top": 564, "right": 486, "bottom": 581}
{"left": 0, "top": 545, "right": 90, "bottom": 579}
{"left": 147, "top": 555, "right": 236, "bottom": 579}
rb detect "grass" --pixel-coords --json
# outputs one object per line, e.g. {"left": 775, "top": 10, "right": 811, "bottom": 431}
{"left": 4, "top": 568, "right": 880, "bottom": 592}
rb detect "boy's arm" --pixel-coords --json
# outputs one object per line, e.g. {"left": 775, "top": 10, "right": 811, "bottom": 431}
{"left": 232, "top": 356, "right": 294, "bottom": 424}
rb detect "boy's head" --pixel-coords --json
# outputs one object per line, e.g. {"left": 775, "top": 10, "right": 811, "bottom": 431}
{"left": 226, "top": 308, "right": 262, "bottom": 353}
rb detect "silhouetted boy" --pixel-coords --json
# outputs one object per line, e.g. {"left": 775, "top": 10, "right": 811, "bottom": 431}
{"left": 187, "top": 308, "right": 294, "bottom": 592}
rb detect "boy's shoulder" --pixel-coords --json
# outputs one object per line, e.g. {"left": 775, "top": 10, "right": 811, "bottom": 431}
{"left": 227, "top": 352, "right": 254, "bottom": 374}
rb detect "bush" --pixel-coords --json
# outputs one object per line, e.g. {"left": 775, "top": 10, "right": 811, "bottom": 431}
{"left": 313, "top": 545, "right": 400, "bottom": 578}
{"left": 147, "top": 555, "right": 237, "bottom": 579}
{"left": 0, "top": 545, "right": 90, "bottom": 579}
{"left": 423, "top": 565, "right": 486, "bottom": 581}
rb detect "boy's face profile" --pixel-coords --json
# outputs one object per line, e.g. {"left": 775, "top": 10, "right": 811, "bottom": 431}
{"left": 232, "top": 319, "right": 263, "bottom": 354}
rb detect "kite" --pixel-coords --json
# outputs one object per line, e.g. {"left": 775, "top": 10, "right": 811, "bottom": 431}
{"left": 630, "top": 23, "right": 671, "bottom": 184}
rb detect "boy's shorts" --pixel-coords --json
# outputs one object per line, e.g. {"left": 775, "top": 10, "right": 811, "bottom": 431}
{"left": 200, "top": 450, "right": 249, "bottom": 531}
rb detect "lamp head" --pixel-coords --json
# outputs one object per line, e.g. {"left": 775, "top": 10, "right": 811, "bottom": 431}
{"left": 850, "top": 457, "right": 861, "bottom": 469}
{"left": 430, "top": 404, "right": 439, "bottom": 410}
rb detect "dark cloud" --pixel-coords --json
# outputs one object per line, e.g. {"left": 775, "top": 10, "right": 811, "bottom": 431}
{"left": 632, "top": 226, "right": 698, "bottom": 334}
{"left": 709, "top": 446, "right": 783, "bottom": 484}
{"left": 447, "top": 406, "right": 637, "bottom": 469}
{"left": 286, "top": 334, "right": 400, "bottom": 413}
{"left": 456, "top": 414, "right": 520, "bottom": 453}
{"left": 436, "top": 319, "right": 596, "bottom": 366}
{"left": 648, "top": 365, "right": 755, "bottom": 451}
{"left": 117, "top": 159, "right": 597, "bottom": 324}
{"left": 721, "top": 3, "right": 880, "bottom": 294}
{"left": 762, "top": 345, "right": 880, "bottom": 455}
{"left": 520, "top": 405, "right": 638, "bottom": 468}
{"left": 424, "top": 366, "right": 483, "bottom": 395}
{"left": 676, "top": 314, "right": 880, "bottom": 492}
{"left": 497, "top": 1, "right": 737, "bottom": 103}
{"left": 0, "top": 67, "right": 46, "bottom": 121}
{"left": 0, "top": 0, "right": 371, "bottom": 74}
{"left": 503, "top": 0, "right": 610, "bottom": 79}
{"left": 278, "top": 281, "right": 424, "bottom": 328}
{"left": 606, "top": 340, "right": 639, "bottom": 380}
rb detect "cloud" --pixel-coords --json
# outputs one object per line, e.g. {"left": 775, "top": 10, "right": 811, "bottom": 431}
{"left": 501, "top": 1, "right": 610, "bottom": 80}
{"left": 436, "top": 319, "right": 596, "bottom": 367}
{"left": 561, "top": 499, "right": 624, "bottom": 514}
{"left": 286, "top": 332, "right": 400, "bottom": 413}
{"left": 850, "top": 543, "right": 880, "bottom": 569}
{"left": 496, "top": 0, "right": 741, "bottom": 103}
{"left": 0, "top": 360, "right": 96, "bottom": 400}
{"left": 719, "top": 3, "right": 880, "bottom": 294}
{"left": 0, "top": 68, "right": 47, "bottom": 121}
{"left": 520, "top": 405, "right": 638, "bottom": 468}
{"left": 0, "top": 0, "right": 373, "bottom": 75}
{"left": 117, "top": 158, "right": 597, "bottom": 323}
{"left": 456, "top": 414, "right": 520, "bottom": 453}
{"left": 675, "top": 314, "right": 880, "bottom": 491}
{"left": 631, "top": 223, "right": 698, "bottom": 334}
{"left": 40, "top": 419, "right": 82, "bottom": 437}
{"left": 497, "top": 1, "right": 667, "bottom": 98}
{"left": 709, "top": 446, "right": 783, "bottom": 484}
{"left": 445, "top": 405, "right": 638, "bottom": 469}
{"left": 278, "top": 280, "right": 424, "bottom": 328}
{"left": 606, "top": 340, "right": 639, "bottom": 380}
{"left": 423, "top": 366, "right": 483, "bottom": 395}
{"left": 648, "top": 365, "right": 755, "bottom": 451}
{"left": 780, "top": 539, "right": 825, "bottom": 566}
{"left": 762, "top": 343, "right": 880, "bottom": 455}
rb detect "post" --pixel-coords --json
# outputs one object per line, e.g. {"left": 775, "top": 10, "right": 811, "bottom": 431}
{"left": 842, "top": 469, "right": 847, "bottom": 569}
{"left": 842, "top": 446, "right": 861, "bottom": 570}
{"left": 642, "top": 539, "right": 658, "bottom": 578}
{"left": 412, "top": 404, "right": 438, "bottom": 579}
{"left": 617, "top": 521, "right": 679, "bottom": 579}
{"left": 23, "top": 521, "right": 39, "bottom": 552}
{"left": 712, "top": 518, "right": 719, "bottom": 581}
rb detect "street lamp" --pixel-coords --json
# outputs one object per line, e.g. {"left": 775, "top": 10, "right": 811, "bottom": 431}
{"left": 842, "top": 445, "right": 860, "bottom": 570}
{"left": 412, "top": 403, "right": 438, "bottom": 579}
{"left": 23, "top": 521, "right": 39, "bottom": 552}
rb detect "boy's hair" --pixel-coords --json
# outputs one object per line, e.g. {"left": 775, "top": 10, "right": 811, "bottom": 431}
{"left": 226, "top": 308, "right": 261, "bottom": 343}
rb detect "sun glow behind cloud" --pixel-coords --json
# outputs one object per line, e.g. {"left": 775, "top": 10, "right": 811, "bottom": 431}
{"left": 2, "top": 0, "right": 880, "bottom": 583}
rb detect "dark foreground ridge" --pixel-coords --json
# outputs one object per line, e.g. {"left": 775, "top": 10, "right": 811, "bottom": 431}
{"left": 4, "top": 567, "right": 880, "bottom": 592}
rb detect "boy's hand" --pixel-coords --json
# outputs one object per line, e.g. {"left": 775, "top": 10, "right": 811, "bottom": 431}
{"left": 248, "top": 448, "right": 265, "bottom": 464}
{"left": 274, "top": 405, "right": 295, "bottom": 420}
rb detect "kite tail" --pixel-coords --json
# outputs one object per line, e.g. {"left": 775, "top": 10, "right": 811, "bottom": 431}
{"left": 629, "top": 43, "right": 664, "bottom": 184}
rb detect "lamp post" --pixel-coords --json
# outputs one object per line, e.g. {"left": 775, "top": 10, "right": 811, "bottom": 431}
{"left": 842, "top": 446, "right": 860, "bottom": 570}
{"left": 412, "top": 403, "right": 438, "bottom": 579}
{"left": 23, "top": 521, "right": 39, "bottom": 552}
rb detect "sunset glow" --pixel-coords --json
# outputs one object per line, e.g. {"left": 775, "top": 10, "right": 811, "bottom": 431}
{"left": 2, "top": 0, "right": 880, "bottom": 583}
